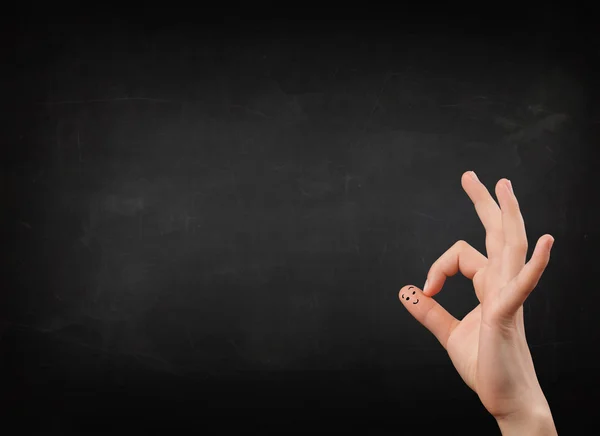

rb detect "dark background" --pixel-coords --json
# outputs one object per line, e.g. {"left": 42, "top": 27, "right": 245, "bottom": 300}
{"left": 1, "top": 8, "right": 598, "bottom": 434}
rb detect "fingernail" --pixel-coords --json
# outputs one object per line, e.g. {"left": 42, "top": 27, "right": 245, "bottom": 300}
{"left": 506, "top": 180, "right": 513, "bottom": 193}
{"left": 548, "top": 237, "right": 554, "bottom": 251}
{"left": 423, "top": 280, "right": 429, "bottom": 293}
{"left": 470, "top": 171, "right": 478, "bottom": 181}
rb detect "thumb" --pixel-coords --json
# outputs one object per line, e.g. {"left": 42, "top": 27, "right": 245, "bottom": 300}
{"left": 398, "top": 285, "right": 459, "bottom": 349}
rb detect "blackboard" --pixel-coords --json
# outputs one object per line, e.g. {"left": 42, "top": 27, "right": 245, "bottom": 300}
{"left": 2, "top": 12, "right": 599, "bottom": 434}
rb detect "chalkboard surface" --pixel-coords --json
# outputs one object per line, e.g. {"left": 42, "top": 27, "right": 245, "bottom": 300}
{"left": 2, "top": 12, "right": 598, "bottom": 434}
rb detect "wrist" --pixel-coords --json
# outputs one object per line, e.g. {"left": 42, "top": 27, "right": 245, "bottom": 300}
{"left": 496, "top": 403, "right": 557, "bottom": 436}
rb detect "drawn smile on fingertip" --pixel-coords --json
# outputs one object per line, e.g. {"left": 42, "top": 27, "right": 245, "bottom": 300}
{"left": 401, "top": 286, "right": 420, "bottom": 305}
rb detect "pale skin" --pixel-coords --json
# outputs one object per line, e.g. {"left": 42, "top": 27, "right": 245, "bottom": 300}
{"left": 399, "top": 171, "right": 558, "bottom": 435}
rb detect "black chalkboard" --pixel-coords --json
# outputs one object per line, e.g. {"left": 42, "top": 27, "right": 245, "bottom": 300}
{"left": 2, "top": 11, "right": 599, "bottom": 434}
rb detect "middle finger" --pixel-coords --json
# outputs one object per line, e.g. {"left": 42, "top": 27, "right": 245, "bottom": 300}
{"left": 461, "top": 171, "right": 504, "bottom": 260}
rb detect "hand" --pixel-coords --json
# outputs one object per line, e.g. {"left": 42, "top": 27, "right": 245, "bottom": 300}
{"left": 399, "top": 171, "right": 557, "bottom": 435}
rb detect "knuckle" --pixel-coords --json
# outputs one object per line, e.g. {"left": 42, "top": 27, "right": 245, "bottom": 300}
{"left": 517, "top": 241, "right": 529, "bottom": 252}
{"left": 506, "top": 240, "right": 527, "bottom": 252}
{"left": 454, "top": 240, "right": 468, "bottom": 250}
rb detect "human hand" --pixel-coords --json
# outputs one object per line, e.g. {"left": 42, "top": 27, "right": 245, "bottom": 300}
{"left": 399, "top": 171, "right": 557, "bottom": 435}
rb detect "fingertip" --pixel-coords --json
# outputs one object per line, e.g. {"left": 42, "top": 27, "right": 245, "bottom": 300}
{"left": 423, "top": 285, "right": 434, "bottom": 298}
{"left": 536, "top": 234, "right": 554, "bottom": 254}
{"left": 422, "top": 277, "right": 440, "bottom": 297}
{"left": 495, "top": 178, "right": 509, "bottom": 196}
{"left": 461, "top": 171, "right": 476, "bottom": 187}
{"left": 546, "top": 237, "right": 555, "bottom": 256}
{"left": 399, "top": 285, "right": 415, "bottom": 298}
{"left": 462, "top": 170, "right": 478, "bottom": 179}
{"left": 399, "top": 285, "right": 421, "bottom": 304}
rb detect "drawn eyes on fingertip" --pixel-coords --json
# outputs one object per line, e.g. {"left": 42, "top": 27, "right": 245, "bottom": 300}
{"left": 401, "top": 287, "right": 420, "bottom": 305}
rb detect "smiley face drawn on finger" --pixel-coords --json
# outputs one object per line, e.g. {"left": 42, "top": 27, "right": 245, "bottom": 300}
{"left": 401, "top": 286, "right": 419, "bottom": 305}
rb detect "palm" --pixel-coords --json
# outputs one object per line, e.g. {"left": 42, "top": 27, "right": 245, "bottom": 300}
{"left": 446, "top": 302, "right": 482, "bottom": 391}
{"left": 446, "top": 260, "right": 503, "bottom": 391}
{"left": 400, "top": 172, "right": 554, "bottom": 419}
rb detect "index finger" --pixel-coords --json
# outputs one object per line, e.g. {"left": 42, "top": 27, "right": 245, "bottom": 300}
{"left": 424, "top": 240, "right": 488, "bottom": 299}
